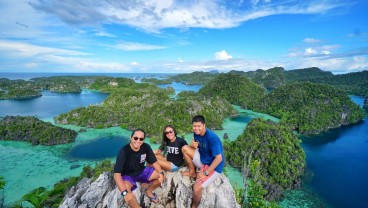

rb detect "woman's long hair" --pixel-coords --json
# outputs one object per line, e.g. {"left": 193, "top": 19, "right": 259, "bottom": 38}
{"left": 159, "top": 125, "right": 177, "bottom": 151}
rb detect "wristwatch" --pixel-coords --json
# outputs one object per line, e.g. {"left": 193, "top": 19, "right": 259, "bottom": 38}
{"left": 204, "top": 171, "right": 209, "bottom": 176}
{"left": 121, "top": 190, "right": 128, "bottom": 196}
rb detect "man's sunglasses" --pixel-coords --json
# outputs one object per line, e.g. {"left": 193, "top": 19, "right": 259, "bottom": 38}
{"left": 133, "top": 136, "right": 144, "bottom": 141}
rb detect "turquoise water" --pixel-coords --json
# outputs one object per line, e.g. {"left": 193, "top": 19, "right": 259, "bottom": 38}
{"left": 0, "top": 73, "right": 367, "bottom": 207}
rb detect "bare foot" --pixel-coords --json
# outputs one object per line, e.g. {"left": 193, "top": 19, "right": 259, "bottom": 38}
{"left": 181, "top": 171, "right": 196, "bottom": 178}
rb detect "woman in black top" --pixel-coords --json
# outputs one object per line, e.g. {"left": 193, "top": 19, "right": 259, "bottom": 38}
{"left": 155, "top": 125, "right": 188, "bottom": 172}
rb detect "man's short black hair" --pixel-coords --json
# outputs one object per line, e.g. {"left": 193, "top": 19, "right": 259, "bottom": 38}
{"left": 131, "top": 128, "right": 146, "bottom": 138}
{"left": 192, "top": 115, "right": 205, "bottom": 124}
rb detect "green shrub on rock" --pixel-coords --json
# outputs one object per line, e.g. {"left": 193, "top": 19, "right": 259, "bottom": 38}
{"left": 224, "top": 118, "right": 305, "bottom": 201}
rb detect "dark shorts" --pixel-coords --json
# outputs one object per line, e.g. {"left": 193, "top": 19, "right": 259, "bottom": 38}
{"left": 122, "top": 166, "right": 155, "bottom": 191}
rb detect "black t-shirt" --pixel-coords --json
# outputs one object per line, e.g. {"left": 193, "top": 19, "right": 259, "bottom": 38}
{"left": 164, "top": 137, "right": 188, "bottom": 167}
{"left": 114, "top": 143, "right": 157, "bottom": 176}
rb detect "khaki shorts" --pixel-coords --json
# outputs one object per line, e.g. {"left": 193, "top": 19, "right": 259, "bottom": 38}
{"left": 193, "top": 149, "right": 220, "bottom": 188}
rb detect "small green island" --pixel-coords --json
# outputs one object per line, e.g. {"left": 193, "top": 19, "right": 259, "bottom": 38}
{"left": 0, "top": 116, "right": 77, "bottom": 145}
{"left": 254, "top": 82, "right": 365, "bottom": 135}
{"left": 224, "top": 118, "right": 306, "bottom": 205}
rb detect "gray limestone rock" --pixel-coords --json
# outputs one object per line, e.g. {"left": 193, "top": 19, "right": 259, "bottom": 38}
{"left": 60, "top": 168, "right": 240, "bottom": 208}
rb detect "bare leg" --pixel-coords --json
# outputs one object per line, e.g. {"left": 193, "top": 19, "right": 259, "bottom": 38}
{"left": 156, "top": 156, "right": 174, "bottom": 172}
{"left": 123, "top": 181, "right": 141, "bottom": 208}
{"left": 191, "top": 182, "right": 203, "bottom": 208}
{"left": 181, "top": 145, "right": 196, "bottom": 178}
{"left": 145, "top": 170, "right": 161, "bottom": 202}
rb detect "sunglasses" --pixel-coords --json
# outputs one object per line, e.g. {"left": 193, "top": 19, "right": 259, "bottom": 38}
{"left": 165, "top": 131, "right": 174, "bottom": 135}
{"left": 133, "top": 136, "right": 144, "bottom": 141}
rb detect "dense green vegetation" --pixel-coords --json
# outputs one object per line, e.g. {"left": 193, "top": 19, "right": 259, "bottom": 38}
{"left": 284, "top": 67, "right": 334, "bottom": 82}
{"left": 224, "top": 118, "right": 305, "bottom": 202}
{"left": 55, "top": 82, "right": 235, "bottom": 139}
{"left": 31, "top": 77, "right": 82, "bottom": 93}
{"left": 87, "top": 76, "right": 136, "bottom": 92}
{"left": 15, "top": 160, "right": 113, "bottom": 208}
{"left": 285, "top": 68, "right": 368, "bottom": 97}
{"left": 0, "top": 116, "right": 77, "bottom": 145}
{"left": 254, "top": 82, "right": 365, "bottom": 135}
{"left": 227, "top": 67, "right": 368, "bottom": 97}
{"left": 141, "top": 77, "right": 172, "bottom": 84}
{"left": 199, "top": 73, "right": 266, "bottom": 109}
{"left": 0, "top": 78, "right": 42, "bottom": 99}
{"left": 0, "top": 76, "right": 124, "bottom": 99}
{"left": 242, "top": 67, "right": 286, "bottom": 90}
{"left": 167, "top": 71, "right": 219, "bottom": 85}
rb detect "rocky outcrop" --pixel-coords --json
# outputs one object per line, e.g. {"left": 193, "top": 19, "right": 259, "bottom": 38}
{"left": 60, "top": 168, "right": 240, "bottom": 208}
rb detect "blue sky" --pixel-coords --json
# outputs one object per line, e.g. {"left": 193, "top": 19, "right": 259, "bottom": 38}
{"left": 0, "top": 0, "right": 367, "bottom": 74}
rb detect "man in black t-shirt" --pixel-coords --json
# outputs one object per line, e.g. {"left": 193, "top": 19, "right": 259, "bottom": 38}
{"left": 114, "top": 129, "right": 165, "bottom": 207}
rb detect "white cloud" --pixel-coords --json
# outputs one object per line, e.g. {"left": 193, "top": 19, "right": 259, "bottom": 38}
{"left": 303, "top": 38, "right": 322, "bottom": 44}
{"left": 0, "top": 40, "right": 89, "bottom": 57}
{"left": 114, "top": 42, "right": 166, "bottom": 51}
{"left": 214, "top": 50, "right": 233, "bottom": 60}
{"left": 130, "top": 61, "right": 139, "bottom": 66}
{"left": 178, "top": 58, "right": 184, "bottom": 62}
{"left": 305, "top": 48, "right": 317, "bottom": 56}
{"left": 95, "top": 31, "right": 116, "bottom": 37}
{"left": 26, "top": 0, "right": 346, "bottom": 33}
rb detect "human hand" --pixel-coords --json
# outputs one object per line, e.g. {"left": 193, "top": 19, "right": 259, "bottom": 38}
{"left": 124, "top": 192, "right": 133, "bottom": 202}
{"left": 158, "top": 172, "right": 165, "bottom": 186}
{"left": 197, "top": 169, "right": 205, "bottom": 180}
{"left": 191, "top": 138, "right": 199, "bottom": 149}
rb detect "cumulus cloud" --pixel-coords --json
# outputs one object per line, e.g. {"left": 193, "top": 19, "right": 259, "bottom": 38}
{"left": 305, "top": 48, "right": 317, "bottom": 56}
{"left": 130, "top": 61, "right": 139, "bottom": 66}
{"left": 214, "top": 50, "right": 233, "bottom": 60}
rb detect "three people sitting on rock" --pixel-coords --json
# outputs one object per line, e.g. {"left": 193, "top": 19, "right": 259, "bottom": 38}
{"left": 113, "top": 115, "right": 225, "bottom": 208}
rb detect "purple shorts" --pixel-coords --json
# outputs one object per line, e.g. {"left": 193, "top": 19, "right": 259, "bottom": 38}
{"left": 122, "top": 166, "right": 155, "bottom": 191}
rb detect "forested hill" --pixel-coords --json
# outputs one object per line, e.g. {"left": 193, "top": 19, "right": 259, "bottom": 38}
{"left": 0, "top": 116, "right": 77, "bottom": 145}
{"left": 285, "top": 68, "right": 368, "bottom": 97}
{"left": 198, "top": 73, "right": 266, "bottom": 109}
{"left": 254, "top": 82, "right": 365, "bottom": 135}
{"left": 284, "top": 67, "right": 334, "bottom": 82}
{"left": 167, "top": 71, "right": 219, "bottom": 85}
{"left": 55, "top": 81, "right": 235, "bottom": 139}
{"left": 224, "top": 118, "right": 305, "bottom": 203}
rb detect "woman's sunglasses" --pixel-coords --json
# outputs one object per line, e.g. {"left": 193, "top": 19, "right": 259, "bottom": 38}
{"left": 165, "top": 131, "right": 174, "bottom": 135}
{"left": 133, "top": 136, "right": 144, "bottom": 141}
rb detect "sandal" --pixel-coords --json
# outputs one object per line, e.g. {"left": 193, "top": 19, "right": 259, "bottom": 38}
{"left": 146, "top": 192, "right": 159, "bottom": 204}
